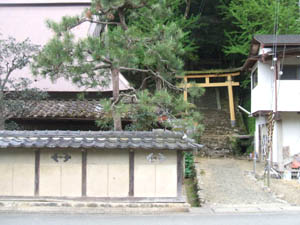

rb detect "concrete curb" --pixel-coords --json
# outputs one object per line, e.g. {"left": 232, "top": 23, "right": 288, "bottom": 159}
{"left": 0, "top": 200, "right": 190, "bottom": 214}
{"left": 190, "top": 204, "right": 300, "bottom": 214}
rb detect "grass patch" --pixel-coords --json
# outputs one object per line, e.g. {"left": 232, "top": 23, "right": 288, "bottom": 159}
{"left": 184, "top": 178, "right": 200, "bottom": 207}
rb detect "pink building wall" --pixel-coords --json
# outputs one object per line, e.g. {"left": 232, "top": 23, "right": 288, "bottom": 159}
{"left": 0, "top": 1, "right": 131, "bottom": 92}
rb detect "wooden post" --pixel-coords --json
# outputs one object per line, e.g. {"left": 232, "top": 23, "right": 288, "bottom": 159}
{"left": 258, "top": 125, "right": 262, "bottom": 161}
{"left": 177, "top": 151, "right": 183, "bottom": 197}
{"left": 82, "top": 150, "right": 87, "bottom": 197}
{"left": 129, "top": 151, "right": 134, "bottom": 197}
{"left": 34, "top": 150, "right": 40, "bottom": 196}
{"left": 205, "top": 77, "right": 209, "bottom": 84}
{"left": 227, "top": 75, "right": 236, "bottom": 127}
{"left": 183, "top": 77, "right": 188, "bottom": 102}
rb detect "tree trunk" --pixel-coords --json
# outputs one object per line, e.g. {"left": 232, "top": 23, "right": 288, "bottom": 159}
{"left": 156, "top": 78, "right": 162, "bottom": 91}
{"left": 111, "top": 67, "right": 122, "bottom": 131}
{"left": 0, "top": 111, "right": 5, "bottom": 130}
{"left": 0, "top": 93, "right": 5, "bottom": 130}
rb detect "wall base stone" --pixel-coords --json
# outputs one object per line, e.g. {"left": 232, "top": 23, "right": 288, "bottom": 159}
{"left": 0, "top": 199, "right": 190, "bottom": 214}
{"left": 194, "top": 160, "right": 206, "bottom": 205}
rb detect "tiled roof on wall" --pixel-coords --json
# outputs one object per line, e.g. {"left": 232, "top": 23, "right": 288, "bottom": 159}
{"left": 0, "top": 130, "right": 202, "bottom": 151}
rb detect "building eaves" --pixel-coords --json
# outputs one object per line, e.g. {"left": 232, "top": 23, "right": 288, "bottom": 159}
{"left": 254, "top": 35, "right": 300, "bottom": 46}
{"left": 243, "top": 35, "right": 300, "bottom": 71}
{"left": 0, "top": 130, "right": 203, "bottom": 151}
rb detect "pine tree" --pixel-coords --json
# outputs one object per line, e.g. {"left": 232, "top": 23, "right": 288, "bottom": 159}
{"left": 32, "top": 0, "right": 200, "bottom": 131}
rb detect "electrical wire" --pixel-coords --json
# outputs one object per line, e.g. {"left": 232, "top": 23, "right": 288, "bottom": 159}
{"left": 271, "top": 0, "right": 280, "bottom": 112}
{"left": 276, "top": 44, "right": 286, "bottom": 111}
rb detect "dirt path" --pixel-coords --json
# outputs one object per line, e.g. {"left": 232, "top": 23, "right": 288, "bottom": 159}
{"left": 195, "top": 158, "right": 284, "bottom": 206}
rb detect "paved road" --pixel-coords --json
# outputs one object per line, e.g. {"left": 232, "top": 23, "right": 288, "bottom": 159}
{"left": 1, "top": 212, "right": 300, "bottom": 225}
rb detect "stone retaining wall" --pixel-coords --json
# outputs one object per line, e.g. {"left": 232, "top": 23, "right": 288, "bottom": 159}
{"left": 194, "top": 160, "right": 206, "bottom": 205}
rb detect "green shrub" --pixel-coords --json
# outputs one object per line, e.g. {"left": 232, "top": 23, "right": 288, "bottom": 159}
{"left": 184, "top": 152, "right": 195, "bottom": 178}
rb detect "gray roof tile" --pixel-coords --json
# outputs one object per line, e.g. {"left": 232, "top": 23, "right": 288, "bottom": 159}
{"left": 0, "top": 130, "right": 202, "bottom": 151}
{"left": 6, "top": 100, "right": 103, "bottom": 119}
{"left": 254, "top": 35, "right": 300, "bottom": 45}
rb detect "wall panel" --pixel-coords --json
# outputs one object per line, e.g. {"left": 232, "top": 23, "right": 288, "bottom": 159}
{"left": 0, "top": 149, "right": 34, "bottom": 196}
{"left": 87, "top": 150, "right": 129, "bottom": 197}
{"left": 134, "top": 150, "right": 177, "bottom": 197}
{"left": 39, "top": 150, "right": 81, "bottom": 197}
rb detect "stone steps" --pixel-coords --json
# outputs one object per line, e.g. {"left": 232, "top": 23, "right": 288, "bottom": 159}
{"left": 199, "top": 109, "right": 240, "bottom": 156}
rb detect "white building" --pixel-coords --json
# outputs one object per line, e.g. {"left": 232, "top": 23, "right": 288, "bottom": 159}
{"left": 244, "top": 35, "right": 300, "bottom": 170}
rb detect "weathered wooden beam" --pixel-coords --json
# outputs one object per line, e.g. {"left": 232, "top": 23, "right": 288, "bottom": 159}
{"left": 227, "top": 75, "right": 236, "bottom": 127}
{"left": 129, "top": 151, "right": 134, "bottom": 197}
{"left": 178, "top": 82, "right": 240, "bottom": 88}
{"left": 205, "top": 77, "right": 209, "bottom": 84}
{"left": 183, "top": 77, "right": 188, "bottom": 102}
{"left": 34, "top": 150, "right": 40, "bottom": 196}
{"left": 176, "top": 72, "right": 240, "bottom": 79}
{"left": 82, "top": 150, "right": 87, "bottom": 197}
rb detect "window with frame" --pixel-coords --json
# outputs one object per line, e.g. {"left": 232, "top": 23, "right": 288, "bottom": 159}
{"left": 251, "top": 67, "right": 258, "bottom": 89}
{"left": 280, "top": 65, "right": 300, "bottom": 80}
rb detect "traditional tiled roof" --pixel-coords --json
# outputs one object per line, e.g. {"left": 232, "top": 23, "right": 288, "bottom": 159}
{"left": 0, "top": 130, "right": 202, "bottom": 151}
{"left": 243, "top": 35, "right": 300, "bottom": 71}
{"left": 7, "top": 100, "right": 104, "bottom": 119}
{"left": 254, "top": 35, "right": 300, "bottom": 46}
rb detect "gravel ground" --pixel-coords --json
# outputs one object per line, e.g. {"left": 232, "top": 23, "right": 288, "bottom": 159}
{"left": 195, "top": 158, "right": 284, "bottom": 206}
{"left": 267, "top": 177, "right": 300, "bottom": 206}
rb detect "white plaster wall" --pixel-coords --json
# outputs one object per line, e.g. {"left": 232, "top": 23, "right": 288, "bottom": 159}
{"left": 40, "top": 150, "right": 81, "bottom": 197}
{"left": 276, "top": 57, "right": 300, "bottom": 111}
{"left": 255, "top": 113, "right": 300, "bottom": 164}
{"left": 0, "top": 149, "right": 35, "bottom": 196}
{"left": 134, "top": 150, "right": 177, "bottom": 197}
{"left": 252, "top": 56, "right": 300, "bottom": 113}
{"left": 280, "top": 112, "right": 300, "bottom": 159}
{"left": 251, "top": 61, "right": 274, "bottom": 113}
{"left": 277, "top": 80, "right": 300, "bottom": 111}
{"left": 87, "top": 150, "right": 129, "bottom": 197}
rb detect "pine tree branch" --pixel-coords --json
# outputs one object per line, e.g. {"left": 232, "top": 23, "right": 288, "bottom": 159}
{"left": 1, "top": 63, "right": 14, "bottom": 91}
{"left": 119, "top": 67, "right": 182, "bottom": 91}
{"left": 111, "top": 93, "right": 137, "bottom": 109}
{"left": 118, "top": 8, "right": 128, "bottom": 31}
{"left": 94, "top": 64, "right": 112, "bottom": 70}
{"left": 138, "top": 76, "right": 152, "bottom": 90}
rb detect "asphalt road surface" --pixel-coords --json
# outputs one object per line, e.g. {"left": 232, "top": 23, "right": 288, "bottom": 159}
{"left": 1, "top": 212, "right": 300, "bottom": 225}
